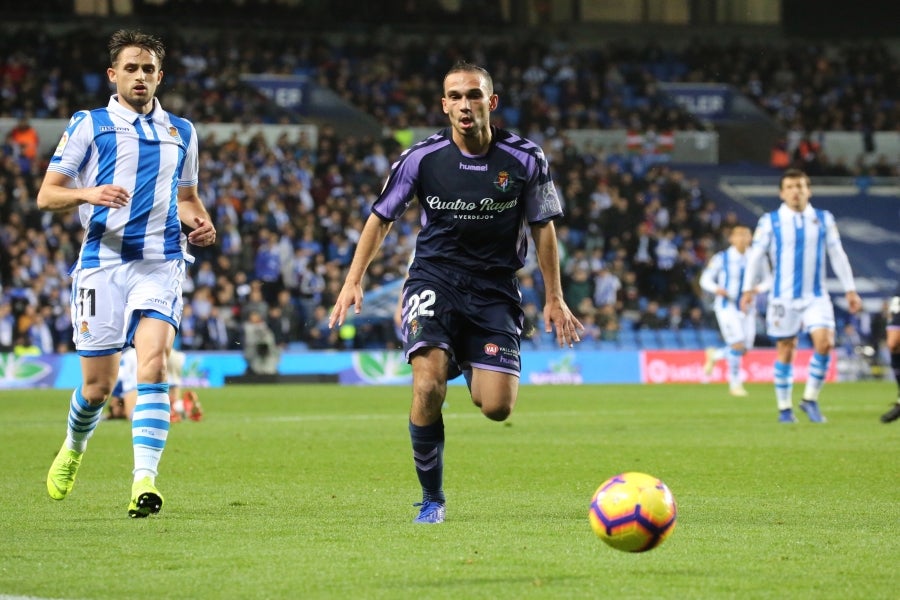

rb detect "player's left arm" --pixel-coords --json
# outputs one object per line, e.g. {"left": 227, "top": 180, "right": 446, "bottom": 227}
{"left": 531, "top": 220, "right": 583, "bottom": 348}
{"left": 177, "top": 185, "right": 216, "bottom": 247}
{"left": 825, "top": 214, "right": 861, "bottom": 313}
{"left": 175, "top": 123, "right": 215, "bottom": 247}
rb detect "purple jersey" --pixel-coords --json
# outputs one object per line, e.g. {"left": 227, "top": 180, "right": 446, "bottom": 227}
{"left": 373, "top": 126, "right": 562, "bottom": 277}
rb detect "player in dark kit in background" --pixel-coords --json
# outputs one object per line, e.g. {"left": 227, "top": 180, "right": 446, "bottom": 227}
{"left": 880, "top": 290, "right": 900, "bottom": 423}
{"left": 330, "top": 61, "right": 583, "bottom": 523}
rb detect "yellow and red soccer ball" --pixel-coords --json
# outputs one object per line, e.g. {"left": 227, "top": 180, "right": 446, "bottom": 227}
{"left": 589, "top": 472, "right": 677, "bottom": 552}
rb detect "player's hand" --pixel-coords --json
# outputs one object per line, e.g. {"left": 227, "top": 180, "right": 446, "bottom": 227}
{"left": 846, "top": 291, "right": 862, "bottom": 314}
{"left": 544, "top": 298, "right": 584, "bottom": 348}
{"left": 88, "top": 184, "right": 130, "bottom": 209}
{"left": 740, "top": 291, "right": 756, "bottom": 312}
{"left": 329, "top": 283, "right": 363, "bottom": 328}
{"left": 188, "top": 216, "right": 217, "bottom": 247}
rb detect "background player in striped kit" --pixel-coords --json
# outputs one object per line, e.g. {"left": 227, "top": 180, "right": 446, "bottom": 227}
{"left": 330, "top": 61, "right": 583, "bottom": 524}
{"left": 700, "top": 224, "right": 771, "bottom": 397}
{"left": 740, "top": 169, "right": 861, "bottom": 423}
{"left": 38, "top": 29, "right": 216, "bottom": 517}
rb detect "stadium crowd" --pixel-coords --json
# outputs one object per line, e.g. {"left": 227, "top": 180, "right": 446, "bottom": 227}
{"left": 3, "top": 26, "right": 897, "bottom": 142}
{"left": 1, "top": 25, "right": 896, "bottom": 355}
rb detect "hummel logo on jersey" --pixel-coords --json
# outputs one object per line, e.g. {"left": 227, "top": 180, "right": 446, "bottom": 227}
{"left": 459, "top": 162, "right": 487, "bottom": 171}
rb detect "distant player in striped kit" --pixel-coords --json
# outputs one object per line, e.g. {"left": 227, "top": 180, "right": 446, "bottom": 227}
{"left": 38, "top": 30, "right": 216, "bottom": 516}
{"left": 700, "top": 224, "right": 771, "bottom": 397}
{"left": 740, "top": 169, "right": 861, "bottom": 423}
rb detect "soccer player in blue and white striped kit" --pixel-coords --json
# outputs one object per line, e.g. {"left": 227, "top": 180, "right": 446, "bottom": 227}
{"left": 740, "top": 169, "right": 861, "bottom": 423}
{"left": 38, "top": 30, "right": 216, "bottom": 516}
{"left": 700, "top": 224, "right": 771, "bottom": 397}
{"left": 329, "top": 61, "right": 583, "bottom": 523}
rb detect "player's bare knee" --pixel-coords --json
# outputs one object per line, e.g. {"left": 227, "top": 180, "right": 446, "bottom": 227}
{"left": 138, "top": 358, "right": 168, "bottom": 384}
{"left": 482, "top": 403, "right": 511, "bottom": 422}
{"left": 82, "top": 383, "right": 113, "bottom": 404}
{"left": 414, "top": 379, "right": 447, "bottom": 409}
{"left": 413, "top": 380, "right": 447, "bottom": 421}
{"left": 813, "top": 338, "right": 835, "bottom": 355}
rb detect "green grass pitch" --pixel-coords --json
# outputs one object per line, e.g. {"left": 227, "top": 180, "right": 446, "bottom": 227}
{"left": 1, "top": 382, "right": 897, "bottom": 599}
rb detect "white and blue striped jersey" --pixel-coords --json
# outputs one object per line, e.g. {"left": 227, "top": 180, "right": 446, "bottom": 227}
{"left": 700, "top": 246, "right": 768, "bottom": 311}
{"left": 743, "top": 203, "right": 855, "bottom": 301}
{"left": 48, "top": 95, "right": 199, "bottom": 270}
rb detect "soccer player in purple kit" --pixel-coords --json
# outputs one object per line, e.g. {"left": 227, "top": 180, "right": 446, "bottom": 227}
{"left": 880, "top": 289, "right": 900, "bottom": 423}
{"left": 330, "top": 61, "right": 583, "bottom": 523}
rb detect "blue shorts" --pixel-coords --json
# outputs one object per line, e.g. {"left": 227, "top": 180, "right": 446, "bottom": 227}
{"left": 400, "top": 261, "right": 523, "bottom": 376}
{"left": 890, "top": 295, "right": 900, "bottom": 329}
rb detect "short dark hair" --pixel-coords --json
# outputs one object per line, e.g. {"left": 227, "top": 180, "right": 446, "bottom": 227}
{"left": 444, "top": 60, "right": 493, "bottom": 94}
{"left": 780, "top": 168, "right": 810, "bottom": 189}
{"left": 108, "top": 29, "right": 166, "bottom": 67}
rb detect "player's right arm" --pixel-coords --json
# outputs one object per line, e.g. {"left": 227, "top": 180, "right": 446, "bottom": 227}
{"left": 37, "top": 171, "right": 131, "bottom": 212}
{"left": 699, "top": 252, "right": 725, "bottom": 297}
{"left": 328, "top": 213, "right": 393, "bottom": 328}
{"left": 37, "top": 111, "right": 130, "bottom": 212}
{"left": 740, "top": 215, "right": 771, "bottom": 311}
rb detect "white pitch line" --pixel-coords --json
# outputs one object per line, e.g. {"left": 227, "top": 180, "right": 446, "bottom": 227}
{"left": 0, "top": 595, "right": 73, "bottom": 600}
{"left": 249, "top": 410, "right": 588, "bottom": 423}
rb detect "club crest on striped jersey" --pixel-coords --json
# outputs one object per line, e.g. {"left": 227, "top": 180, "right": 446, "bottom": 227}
{"left": 79, "top": 320, "right": 93, "bottom": 342}
{"left": 168, "top": 126, "right": 179, "bottom": 139}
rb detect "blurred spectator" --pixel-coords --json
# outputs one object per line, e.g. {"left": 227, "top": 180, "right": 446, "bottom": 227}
{"left": 521, "top": 302, "right": 541, "bottom": 347}
{"left": 306, "top": 305, "right": 339, "bottom": 350}
{"left": 268, "top": 289, "right": 303, "bottom": 349}
{"left": 241, "top": 284, "right": 270, "bottom": 323}
{"left": 683, "top": 306, "right": 716, "bottom": 330}
{"left": 592, "top": 264, "right": 621, "bottom": 309}
{"left": 28, "top": 305, "right": 55, "bottom": 354}
{"left": 563, "top": 265, "right": 593, "bottom": 311}
{"left": 596, "top": 304, "right": 620, "bottom": 342}
{"left": 666, "top": 304, "right": 685, "bottom": 330}
{"left": 5, "top": 116, "right": 39, "bottom": 170}
{"left": 242, "top": 310, "right": 280, "bottom": 375}
{"left": 203, "top": 305, "right": 237, "bottom": 350}
{"left": 0, "top": 301, "right": 15, "bottom": 352}
{"left": 518, "top": 272, "right": 542, "bottom": 309}
{"left": 638, "top": 300, "right": 668, "bottom": 330}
